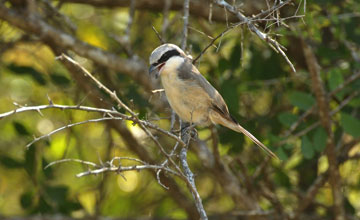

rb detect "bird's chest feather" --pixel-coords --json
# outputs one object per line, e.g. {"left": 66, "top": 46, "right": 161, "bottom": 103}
{"left": 160, "top": 62, "right": 210, "bottom": 125}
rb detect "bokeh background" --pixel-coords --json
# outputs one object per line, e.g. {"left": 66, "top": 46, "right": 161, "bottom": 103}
{"left": 0, "top": 0, "right": 360, "bottom": 219}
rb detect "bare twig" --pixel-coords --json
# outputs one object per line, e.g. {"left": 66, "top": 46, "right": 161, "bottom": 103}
{"left": 0, "top": 5, "right": 153, "bottom": 91}
{"left": 157, "top": 141, "right": 180, "bottom": 189}
{"left": 193, "top": 23, "right": 242, "bottom": 63}
{"left": 180, "top": 124, "right": 208, "bottom": 220}
{"left": 76, "top": 164, "right": 178, "bottom": 178}
{"left": 0, "top": 103, "right": 185, "bottom": 145}
{"left": 181, "top": 0, "right": 190, "bottom": 50}
{"left": 44, "top": 157, "right": 179, "bottom": 178}
{"left": 152, "top": 26, "right": 165, "bottom": 44}
{"left": 293, "top": 137, "right": 360, "bottom": 219}
{"left": 162, "top": 0, "right": 172, "bottom": 40}
{"left": 213, "top": 0, "right": 296, "bottom": 72}
{"left": 45, "top": 158, "right": 97, "bottom": 169}
{"left": 125, "top": 0, "right": 136, "bottom": 41}
{"left": 281, "top": 81, "right": 359, "bottom": 144}
{"left": 57, "top": 54, "right": 181, "bottom": 156}
{"left": 283, "top": 70, "right": 360, "bottom": 138}
{"left": 26, "top": 117, "right": 123, "bottom": 149}
{"left": 253, "top": 0, "right": 293, "bottom": 19}
{"left": 0, "top": 104, "right": 118, "bottom": 119}
{"left": 57, "top": 53, "right": 211, "bottom": 219}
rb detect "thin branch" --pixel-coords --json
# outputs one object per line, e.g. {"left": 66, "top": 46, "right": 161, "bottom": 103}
{"left": 157, "top": 141, "right": 180, "bottom": 189}
{"left": 281, "top": 86, "right": 359, "bottom": 144}
{"left": 152, "top": 26, "right": 165, "bottom": 44}
{"left": 180, "top": 124, "right": 208, "bottom": 220}
{"left": 213, "top": 0, "right": 296, "bottom": 72}
{"left": 193, "top": 23, "right": 241, "bottom": 63}
{"left": 59, "top": 0, "right": 240, "bottom": 23}
{"left": 45, "top": 158, "right": 98, "bottom": 169}
{"left": 57, "top": 54, "right": 184, "bottom": 159}
{"left": 302, "top": 40, "right": 345, "bottom": 220}
{"left": 0, "top": 5, "right": 153, "bottom": 91}
{"left": 44, "top": 157, "right": 180, "bottom": 178}
{"left": 0, "top": 104, "right": 119, "bottom": 119}
{"left": 253, "top": 0, "right": 293, "bottom": 19}
{"left": 56, "top": 54, "right": 211, "bottom": 218}
{"left": 124, "top": 0, "right": 136, "bottom": 41}
{"left": 0, "top": 103, "right": 185, "bottom": 146}
{"left": 283, "top": 70, "right": 360, "bottom": 138}
{"left": 26, "top": 117, "right": 123, "bottom": 149}
{"left": 292, "top": 137, "right": 360, "bottom": 219}
{"left": 162, "top": 0, "right": 172, "bottom": 40}
{"left": 181, "top": 0, "right": 190, "bottom": 50}
{"left": 76, "top": 164, "right": 178, "bottom": 178}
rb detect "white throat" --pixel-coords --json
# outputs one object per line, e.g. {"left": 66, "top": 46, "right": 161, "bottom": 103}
{"left": 159, "top": 56, "right": 185, "bottom": 76}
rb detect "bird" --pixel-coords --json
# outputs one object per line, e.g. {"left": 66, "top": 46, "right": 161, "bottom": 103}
{"left": 149, "top": 43, "right": 278, "bottom": 159}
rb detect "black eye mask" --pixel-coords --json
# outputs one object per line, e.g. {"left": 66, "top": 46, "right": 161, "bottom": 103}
{"left": 153, "top": 49, "right": 181, "bottom": 66}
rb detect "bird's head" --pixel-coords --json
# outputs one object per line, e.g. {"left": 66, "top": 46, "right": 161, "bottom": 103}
{"left": 149, "top": 44, "right": 186, "bottom": 78}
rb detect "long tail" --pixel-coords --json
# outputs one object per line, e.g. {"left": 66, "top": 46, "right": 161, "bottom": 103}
{"left": 231, "top": 122, "right": 278, "bottom": 159}
{"left": 209, "top": 110, "right": 279, "bottom": 159}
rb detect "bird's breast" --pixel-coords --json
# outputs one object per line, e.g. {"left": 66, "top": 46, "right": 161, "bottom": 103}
{"left": 160, "top": 65, "right": 211, "bottom": 125}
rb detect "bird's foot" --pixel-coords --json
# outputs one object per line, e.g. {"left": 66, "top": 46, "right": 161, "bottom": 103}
{"left": 180, "top": 123, "right": 198, "bottom": 141}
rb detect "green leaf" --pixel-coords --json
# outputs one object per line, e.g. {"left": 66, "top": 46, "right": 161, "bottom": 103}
{"left": 278, "top": 112, "right": 298, "bottom": 127}
{"left": 7, "top": 64, "right": 46, "bottom": 85}
{"left": 313, "top": 127, "right": 327, "bottom": 152}
{"left": 273, "top": 169, "right": 291, "bottom": 188}
{"left": 20, "top": 191, "right": 34, "bottom": 209}
{"left": 219, "top": 79, "right": 239, "bottom": 113}
{"left": 0, "top": 155, "right": 24, "bottom": 168}
{"left": 25, "top": 146, "right": 37, "bottom": 175}
{"left": 45, "top": 186, "right": 68, "bottom": 204}
{"left": 50, "top": 74, "right": 71, "bottom": 86}
{"left": 328, "top": 68, "right": 344, "bottom": 90}
{"left": 289, "top": 91, "right": 315, "bottom": 110}
{"left": 349, "top": 97, "right": 360, "bottom": 107}
{"left": 341, "top": 113, "right": 360, "bottom": 138}
{"left": 276, "top": 146, "right": 288, "bottom": 161}
{"left": 328, "top": 68, "right": 344, "bottom": 98}
{"left": 217, "top": 58, "right": 229, "bottom": 74}
{"left": 229, "top": 43, "right": 241, "bottom": 70}
{"left": 13, "top": 121, "right": 30, "bottom": 136}
{"left": 301, "top": 135, "right": 315, "bottom": 159}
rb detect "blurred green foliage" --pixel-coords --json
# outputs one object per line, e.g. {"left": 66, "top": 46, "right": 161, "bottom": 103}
{"left": 0, "top": 0, "right": 360, "bottom": 219}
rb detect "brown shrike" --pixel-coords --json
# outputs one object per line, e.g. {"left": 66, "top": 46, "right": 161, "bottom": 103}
{"left": 149, "top": 43, "right": 277, "bottom": 159}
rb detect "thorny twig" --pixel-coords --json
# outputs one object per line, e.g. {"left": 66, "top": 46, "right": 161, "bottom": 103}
{"left": 193, "top": 23, "right": 243, "bottom": 63}
{"left": 26, "top": 117, "right": 123, "bottom": 149}
{"left": 0, "top": 103, "right": 185, "bottom": 146}
{"left": 45, "top": 157, "right": 179, "bottom": 179}
{"left": 213, "top": 0, "right": 297, "bottom": 72}
{"left": 57, "top": 54, "right": 208, "bottom": 219}
{"left": 253, "top": 0, "right": 293, "bottom": 19}
{"left": 57, "top": 54, "right": 177, "bottom": 158}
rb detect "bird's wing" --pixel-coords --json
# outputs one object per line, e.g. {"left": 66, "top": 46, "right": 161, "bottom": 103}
{"left": 180, "top": 60, "right": 278, "bottom": 159}
{"left": 177, "top": 59, "right": 231, "bottom": 117}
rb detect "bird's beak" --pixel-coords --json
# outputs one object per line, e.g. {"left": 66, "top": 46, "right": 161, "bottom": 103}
{"left": 149, "top": 64, "right": 160, "bottom": 78}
